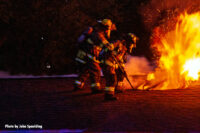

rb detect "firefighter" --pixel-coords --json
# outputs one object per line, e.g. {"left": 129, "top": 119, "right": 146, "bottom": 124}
{"left": 100, "top": 32, "right": 138, "bottom": 100}
{"left": 100, "top": 33, "right": 123, "bottom": 100}
{"left": 74, "top": 19, "right": 115, "bottom": 94}
{"left": 115, "top": 33, "right": 138, "bottom": 93}
{"left": 100, "top": 44, "right": 117, "bottom": 100}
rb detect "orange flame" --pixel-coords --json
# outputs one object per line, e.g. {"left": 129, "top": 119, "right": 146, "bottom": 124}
{"left": 148, "top": 11, "right": 200, "bottom": 89}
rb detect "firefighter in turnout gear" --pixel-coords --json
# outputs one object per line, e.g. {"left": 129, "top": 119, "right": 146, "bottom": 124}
{"left": 74, "top": 19, "right": 115, "bottom": 93}
{"left": 100, "top": 40, "right": 121, "bottom": 100}
{"left": 115, "top": 42, "right": 127, "bottom": 93}
{"left": 100, "top": 32, "right": 138, "bottom": 101}
{"left": 115, "top": 33, "right": 138, "bottom": 92}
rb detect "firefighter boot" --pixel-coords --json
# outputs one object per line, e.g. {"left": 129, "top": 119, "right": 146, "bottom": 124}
{"left": 73, "top": 86, "right": 81, "bottom": 91}
{"left": 115, "top": 82, "right": 124, "bottom": 93}
{"left": 92, "top": 89, "right": 103, "bottom": 94}
{"left": 91, "top": 83, "right": 103, "bottom": 94}
{"left": 115, "top": 86, "right": 123, "bottom": 93}
{"left": 104, "top": 93, "right": 118, "bottom": 101}
{"left": 115, "top": 89, "right": 123, "bottom": 93}
{"left": 91, "top": 87, "right": 103, "bottom": 94}
{"left": 73, "top": 80, "right": 84, "bottom": 91}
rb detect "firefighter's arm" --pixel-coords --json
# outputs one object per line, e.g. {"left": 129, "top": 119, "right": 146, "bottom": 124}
{"left": 117, "top": 55, "right": 125, "bottom": 69}
{"left": 123, "top": 54, "right": 128, "bottom": 63}
{"left": 87, "top": 53, "right": 100, "bottom": 64}
{"left": 97, "top": 32, "right": 115, "bottom": 51}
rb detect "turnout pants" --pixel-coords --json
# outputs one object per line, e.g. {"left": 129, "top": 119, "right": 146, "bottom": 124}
{"left": 102, "top": 65, "right": 117, "bottom": 95}
{"left": 75, "top": 61, "right": 101, "bottom": 90}
{"left": 116, "top": 68, "right": 125, "bottom": 90}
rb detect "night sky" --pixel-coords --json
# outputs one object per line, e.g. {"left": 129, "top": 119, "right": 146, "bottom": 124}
{"left": 0, "top": 0, "right": 199, "bottom": 75}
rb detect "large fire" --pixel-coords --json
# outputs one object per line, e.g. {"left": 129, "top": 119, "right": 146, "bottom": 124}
{"left": 182, "top": 58, "right": 200, "bottom": 80}
{"left": 146, "top": 11, "right": 200, "bottom": 90}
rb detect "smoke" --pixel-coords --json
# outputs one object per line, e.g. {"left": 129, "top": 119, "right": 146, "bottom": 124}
{"left": 123, "top": 56, "right": 154, "bottom": 89}
{"left": 125, "top": 55, "right": 153, "bottom": 75}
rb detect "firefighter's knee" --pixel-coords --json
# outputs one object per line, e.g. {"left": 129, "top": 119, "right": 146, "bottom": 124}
{"left": 74, "top": 80, "right": 84, "bottom": 88}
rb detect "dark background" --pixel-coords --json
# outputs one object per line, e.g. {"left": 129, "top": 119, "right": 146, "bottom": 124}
{"left": 0, "top": 0, "right": 179, "bottom": 75}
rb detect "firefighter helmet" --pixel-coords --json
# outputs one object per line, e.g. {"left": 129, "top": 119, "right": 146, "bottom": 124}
{"left": 97, "top": 19, "right": 113, "bottom": 30}
{"left": 124, "top": 33, "right": 139, "bottom": 53}
{"left": 127, "top": 33, "right": 139, "bottom": 44}
{"left": 98, "top": 19, "right": 112, "bottom": 26}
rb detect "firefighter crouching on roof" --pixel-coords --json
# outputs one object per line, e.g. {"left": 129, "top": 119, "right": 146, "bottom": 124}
{"left": 115, "top": 33, "right": 138, "bottom": 93}
{"left": 100, "top": 33, "right": 138, "bottom": 100}
{"left": 74, "top": 19, "right": 115, "bottom": 94}
{"left": 100, "top": 40, "right": 121, "bottom": 100}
